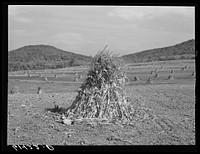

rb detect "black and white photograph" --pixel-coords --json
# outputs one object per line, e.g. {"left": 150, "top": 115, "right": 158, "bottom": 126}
{"left": 6, "top": 4, "right": 196, "bottom": 150}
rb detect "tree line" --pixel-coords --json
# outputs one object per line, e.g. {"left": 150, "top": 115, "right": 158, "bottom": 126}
{"left": 8, "top": 59, "right": 84, "bottom": 72}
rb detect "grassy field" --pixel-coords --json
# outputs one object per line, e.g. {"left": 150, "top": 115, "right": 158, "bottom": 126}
{"left": 8, "top": 59, "right": 195, "bottom": 94}
{"left": 7, "top": 59, "right": 196, "bottom": 145}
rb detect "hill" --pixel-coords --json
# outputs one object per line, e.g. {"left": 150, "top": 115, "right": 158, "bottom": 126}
{"left": 121, "top": 39, "right": 195, "bottom": 63}
{"left": 8, "top": 39, "right": 195, "bottom": 71}
{"left": 8, "top": 45, "right": 92, "bottom": 71}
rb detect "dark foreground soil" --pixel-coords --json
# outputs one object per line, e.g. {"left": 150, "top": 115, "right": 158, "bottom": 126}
{"left": 7, "top": 83, "right": 195, "bottom": 146}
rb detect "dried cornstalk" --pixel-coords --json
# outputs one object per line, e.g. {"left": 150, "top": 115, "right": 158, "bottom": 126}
{"left": 64, "top": 47, "right": 134, "bottom": 124}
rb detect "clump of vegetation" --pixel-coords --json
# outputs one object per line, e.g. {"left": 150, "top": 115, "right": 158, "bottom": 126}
{"left": 74, "top": 73, "right": 82, "bottom": 82}
{"left": 10, "top": 86, "right": 20, "bottom": 94}
{"left": 52, "top": 104, "right": 66, "bottom": 113}
{"left": 150, "top": 71, "right": 155, "bottom": 74}
{"left": 155, "top": 73, "right": 159, "bottom": 78}
{"left": 37, "top": 87, "right": 43, "bottom": 94}
{"left": 147, "top": 77, "right": 153, "bottom": 84}
{"left": 74, "top": 76, "right": 79, "bottom": 82}
{"left": 181, "top": 67, "right": 186, "bottom": 71}
{"left": 64, "top": 47, "right": 134, "bottom": 124}
{"left": 133, "top": 76, "right": 140, "bottom": 81}
{"left": 44, "top": 77, "right": 48, "bottom": 81}
{"left": 68, "top": 58, "right": 80, "bottom": 67}
{"left": 192, "top": 72, "right": 195, "bottom": 77}
{"left": 168, "top": 75, "right": 174, "bottom": 80}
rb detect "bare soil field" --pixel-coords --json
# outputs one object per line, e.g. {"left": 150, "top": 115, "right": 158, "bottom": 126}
{"left": 7, "top": 59, "right": 196, "bottom": 145}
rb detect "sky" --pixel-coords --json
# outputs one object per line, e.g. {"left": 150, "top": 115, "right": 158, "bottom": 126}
{"left": 8, "top": 5, "right": 195, "bottom": 56}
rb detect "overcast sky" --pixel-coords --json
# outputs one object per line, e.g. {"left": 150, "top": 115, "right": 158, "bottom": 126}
{"left": 8, "top": 5, "right": 195, "bottom": 56}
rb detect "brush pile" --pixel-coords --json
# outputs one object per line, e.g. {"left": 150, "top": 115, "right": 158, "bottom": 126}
{"left": 64, "top": 47, "right": 135, "bottom": 124}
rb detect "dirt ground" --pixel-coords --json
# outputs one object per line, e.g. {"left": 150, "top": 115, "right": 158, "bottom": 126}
{"left": 7, "top": 59, "right": 196, "bottom": 146}
{"left": 7, "top": 83, "right": 195, "bottom": 145}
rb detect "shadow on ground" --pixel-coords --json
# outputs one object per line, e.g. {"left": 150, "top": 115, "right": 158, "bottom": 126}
{"left": 45, "top": 105, "right": 69, "bottom": 114}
